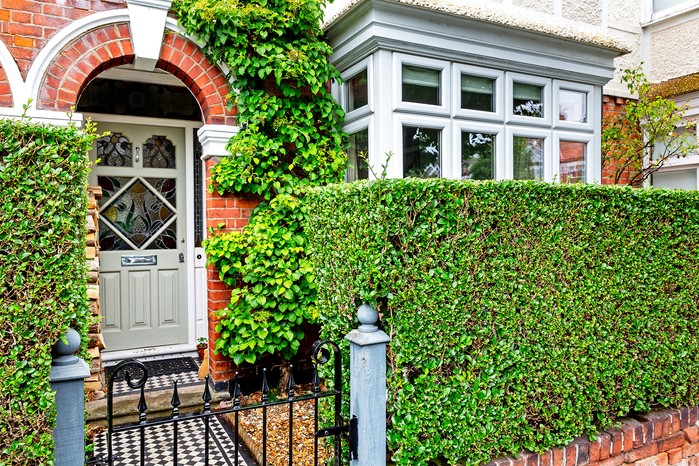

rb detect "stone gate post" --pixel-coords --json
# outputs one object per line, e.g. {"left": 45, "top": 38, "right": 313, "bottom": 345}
{"left": 50, "top": 328, "right": 91, "bottom": 466}
{"left": 345, "top": 304, "right": 390, "bottom": 466}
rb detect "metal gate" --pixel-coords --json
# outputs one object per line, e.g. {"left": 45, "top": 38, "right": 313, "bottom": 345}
{"left": 90, "top": 340, "right": 356, "bottom": 465}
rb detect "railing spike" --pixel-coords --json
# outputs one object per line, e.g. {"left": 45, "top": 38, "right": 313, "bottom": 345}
{"left": 138, "top": 385, "right": 148, "bottom": 424}
{"left": 287, "top": 364, "right": 296, "bottom": 399}
{"left": 203, "top": 375, "right": 212, "bottom": 413}
{"left": 261, "top": 368, "right": 269, "bottom": 404}
{"left": 233, "top": 372, "right": 242, "bottom": 408}
{"left": 171, "top": 380, "right": 180, "bottom": 418}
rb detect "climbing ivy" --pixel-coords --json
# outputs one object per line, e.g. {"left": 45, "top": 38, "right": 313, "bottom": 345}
{"left": 174, "top": 0, "right": 347, "bottom": 364}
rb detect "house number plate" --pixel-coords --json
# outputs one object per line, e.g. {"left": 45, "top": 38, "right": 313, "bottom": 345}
{"left": 121, "top": 255, "right": 157, "bottom": 267}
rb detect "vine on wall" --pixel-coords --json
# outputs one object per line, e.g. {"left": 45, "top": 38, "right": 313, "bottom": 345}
{"left": 174, "top": 0, "right": 347, "bottom": 364}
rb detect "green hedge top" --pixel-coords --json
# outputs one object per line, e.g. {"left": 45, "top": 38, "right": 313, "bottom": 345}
{"left": 304, "top": 178, "right": 699, "bottom": 465}
{"left": 0, "top": 118, "right": 95, "bottom": 464}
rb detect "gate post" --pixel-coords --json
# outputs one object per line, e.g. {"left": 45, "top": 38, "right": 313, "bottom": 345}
{"left": 50, "top": 328, "right": 91, "bottom": 466}
{"left": 345, "top": 304, "right": 390, "bottom": 466}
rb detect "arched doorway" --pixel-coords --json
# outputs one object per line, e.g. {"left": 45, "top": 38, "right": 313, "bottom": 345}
{"left": 78, "top": 66, "right": 206, "bottom": 357}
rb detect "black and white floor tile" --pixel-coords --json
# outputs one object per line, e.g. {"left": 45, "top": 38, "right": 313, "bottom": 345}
{"left": 93, "top": 415, "right": 253, "bottom": 466}
{"left": 110, "top": 371, "right": 203, "bottom": 396}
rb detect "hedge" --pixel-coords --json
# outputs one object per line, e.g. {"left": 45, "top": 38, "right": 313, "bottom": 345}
{"left": 304, "top": 178, "right": 699, "bottom": 465}
{"left": 0, "top": 118, "right": 95, "bottom": 464}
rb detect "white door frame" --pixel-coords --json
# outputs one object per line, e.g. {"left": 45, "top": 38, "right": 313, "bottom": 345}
{"left": 85, "top": 112, "right": 205, "bottom": 362}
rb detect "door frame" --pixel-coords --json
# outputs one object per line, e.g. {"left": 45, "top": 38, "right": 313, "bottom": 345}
{"left": 85, "top": 112, "right": 206, "bottom": 362}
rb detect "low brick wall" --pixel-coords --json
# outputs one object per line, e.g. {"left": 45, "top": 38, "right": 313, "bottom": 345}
{"left": 489, "top": 408, "right": 699, "bottom": 466}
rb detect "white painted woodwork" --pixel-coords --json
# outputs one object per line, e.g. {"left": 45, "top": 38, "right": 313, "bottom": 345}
{"left": 90, "top": 122, "right": 188, "bottom": 351}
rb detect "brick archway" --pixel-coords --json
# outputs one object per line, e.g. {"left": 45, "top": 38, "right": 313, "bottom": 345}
{"left": 38, "top": 23, "right": 236, "bottom": 125}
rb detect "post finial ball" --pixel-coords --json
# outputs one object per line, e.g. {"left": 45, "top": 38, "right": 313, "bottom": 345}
{"left": 357, "top": 304, "right": 379, "bottom": 333}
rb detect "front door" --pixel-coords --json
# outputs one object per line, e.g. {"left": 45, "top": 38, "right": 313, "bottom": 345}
{"left": 90, "top": 122, "right": 188, "bottom": 352}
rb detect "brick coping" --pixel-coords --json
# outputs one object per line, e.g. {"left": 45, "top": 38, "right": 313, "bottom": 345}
{"left": 487, "top": 407, "right": 699, "bottom": 466}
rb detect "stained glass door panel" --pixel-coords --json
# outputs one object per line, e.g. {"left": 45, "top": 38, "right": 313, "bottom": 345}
{"left": 89, "top": 122, "right": 188, "bottom": 352}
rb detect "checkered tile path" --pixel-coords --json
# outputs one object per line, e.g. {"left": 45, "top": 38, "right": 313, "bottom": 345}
{"left": 93, "top": 415, "right": 252, "bottom": 466}
{"left": 110, "top": 370, "right": 203, "bottom": 396}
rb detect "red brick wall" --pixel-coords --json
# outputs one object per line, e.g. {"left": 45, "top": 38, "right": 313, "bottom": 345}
{"left": 204, "top": 158, "right": 261, "bottom": 382}
{"left": 488, "top": 408, "right": 699, "bottom": 466}
{"left": 0, "top": 0, "right": 126, "bottom": 79}
{"left": 602, "top": 95, "right": 635, "bottom": 186}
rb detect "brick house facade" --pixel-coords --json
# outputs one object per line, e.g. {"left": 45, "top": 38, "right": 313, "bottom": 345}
{"left": 0, "top": 0, "right": 696, "bottom": 387}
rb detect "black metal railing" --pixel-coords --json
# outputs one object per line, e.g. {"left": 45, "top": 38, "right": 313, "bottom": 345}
{"left": 90, "top": 340, "right": 355, "bottom": 466}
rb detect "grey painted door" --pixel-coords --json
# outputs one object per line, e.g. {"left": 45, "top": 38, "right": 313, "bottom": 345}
{"left": 91, "top": 122, "right": 188, "bottom": 352}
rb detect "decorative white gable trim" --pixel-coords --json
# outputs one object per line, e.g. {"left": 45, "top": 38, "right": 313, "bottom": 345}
{"left": 127, "top": 0, "right": 173, "bottom": 71}
{"left": 198, "top": 124, "right": 239, "bottom": 159}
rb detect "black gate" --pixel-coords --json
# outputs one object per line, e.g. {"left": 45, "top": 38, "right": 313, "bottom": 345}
{"left": 90, "top": 340, "right": 356, "bottom": 465}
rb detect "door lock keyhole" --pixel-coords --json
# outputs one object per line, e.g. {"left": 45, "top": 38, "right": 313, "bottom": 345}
{"left": 179, "top": 253, "right": 185, "bottom": 263}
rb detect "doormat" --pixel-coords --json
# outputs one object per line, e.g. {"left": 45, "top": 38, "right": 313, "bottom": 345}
{"left": 105, "top": 357, "right": 199, "bottom": 384}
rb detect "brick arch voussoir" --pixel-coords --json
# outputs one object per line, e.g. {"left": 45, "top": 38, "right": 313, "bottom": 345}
{"left": 0, "top": 64, "right": 12, "bottom": 107}
{"left": 38, "top": 23, "right": 134, "bottom": 111}
{"left": 157, "top": 33, "right": 236, "bottom": 125}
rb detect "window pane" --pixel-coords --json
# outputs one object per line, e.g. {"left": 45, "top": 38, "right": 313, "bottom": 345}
{"left": 513, "top": 136, "right": 544, "bottom": 180}
{"left": 653, "top": 126, "right": 696, "bottom": 160}
{"left": 513, "top": 82, "right": 543, "bottom": 117}
{"left": 461, "top": 75, "right": 494, "bottom": 112}
{"left": 462, "top": 132, "right": 495, "bottom": 180}
{"left": 653, "top": 0, "right": 687, "bottom": 11}
{"left": 559, "top": 90, "right": 587, "bottom": 123}
{"left": 653, "top": 169, "right": 697, "bottom": 190}
{"left": 402, "top": 65, "right": 440, "bottom": 105}
{"left": 347, "top": 69, "right": 368, "bottom": 112}
{"left": 346, "top": 129, "right": 369, "bottom": 182}
{"left": 403, "top": 126, "right": 441, "bottom": 178}
{"left": 559, "top": 141, "right": 586, "bottom": 183}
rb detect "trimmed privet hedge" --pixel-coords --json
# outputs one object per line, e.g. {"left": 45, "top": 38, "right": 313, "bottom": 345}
{"left": 304, "top": 178, "right": 699, "bottom": 465}
{"left": 0, "top": 118, "right": 95, "bottom": 464}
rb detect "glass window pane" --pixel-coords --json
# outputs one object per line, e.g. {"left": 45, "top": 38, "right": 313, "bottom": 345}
{"left": 513, "top": 136, "right": 544, "bottom": 180}
{"left": 347, "top": 69, "right": 368, "bottom": 112}
{"left": 513, "top": 82, "right": 543, "bottom": 117}
{"left": 403, "top": 126, "right": 441, "bottom": 178}
{"left": 559, "top": 141, "right": 586, "bottom": 183}
{"left": 653, "top": 169, "right": 697, "bottom": 190}
{"left": 653, "top": 0, "right": 687, "bottom": 11}
{"left": 461, "top": 75, "right": 494, "bottom": 112}
{"left": 559, "top": 90, "right": 587, "bottom": 123}
{"left": 462, "top": 132, "right": 495, "bottom": 180}
{"left": 346, "top": 129, "right": 369, "bottom": 182}
{"left": 402, "top": 65, "right": 440, "bottom": 105}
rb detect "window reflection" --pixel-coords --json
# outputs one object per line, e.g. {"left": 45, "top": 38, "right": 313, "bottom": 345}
{"left": 403, "top": 126, "right": 441, "bottom": 178}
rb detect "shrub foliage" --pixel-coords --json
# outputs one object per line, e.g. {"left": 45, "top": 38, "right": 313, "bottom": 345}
{"left": 174, "top": 0, "right": 346, "bottom": 364}
{"left": 304, "top": 178, "right": 699, "bottom": 465}
{"left": 0, "top": 117, "right": 95, "bottom": 464}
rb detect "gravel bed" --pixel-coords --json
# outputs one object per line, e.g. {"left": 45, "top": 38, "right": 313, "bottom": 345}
{"left": 221, "top": 386, "right": 331, "bottom": 466}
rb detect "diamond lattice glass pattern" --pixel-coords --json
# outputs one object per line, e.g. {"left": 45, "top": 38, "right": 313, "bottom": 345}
{"left": 143, "top": 136, "right": 176, "bottom": 169}
{"left": 98, "top": 176, "right": 132, "bottom": 251}
{"left": 100, "top": 178, "right": 177, "bottom": 249}
{"left": 96, "top": 133, "right": 132, "bottom": 167}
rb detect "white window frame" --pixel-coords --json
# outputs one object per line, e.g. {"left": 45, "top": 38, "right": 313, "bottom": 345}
{"left": 393, "top": 53, "right": 451, "bottom": 116}
{"left": 652, "top": 166, "right": 699, "bottom": 190}
{"left": 452, "top": 64, "right": 505, "bottom": 122}
{"left": 393, "top": 114, "right": 451, "bottom": 179}
{"left": 507, "top": 73, "right": 552, "bottom": 127}
{"left": 341, "top": 56, "right": 373, "bottom": 123}
{"left": 344, "top": 116, "right": 374, "bottom": 180}
{"left": 506, "top": 127, "right": 553, "bottom": 181}
{"left": 553, "top": 80, "right": 594, "bottom": 131}
{"left": 553, "top": 131, "right": 594, "bottom": 184}
{"left": 451, "top": 120, "right": 505, "bottom": 180}
{"left": 646, "top": 0, "right": 699, "bottom": 22}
